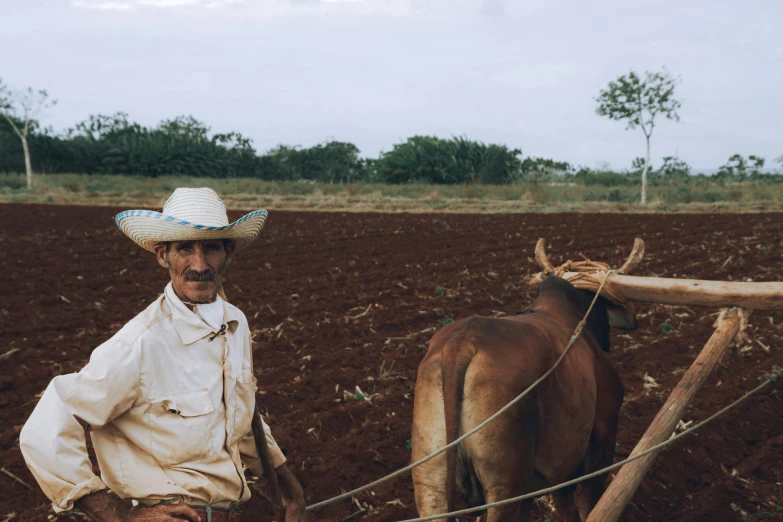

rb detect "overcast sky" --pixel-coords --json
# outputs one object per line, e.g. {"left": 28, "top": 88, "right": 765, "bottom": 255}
{"left": 2, "top": 0, "right": 782, "bottom": 171}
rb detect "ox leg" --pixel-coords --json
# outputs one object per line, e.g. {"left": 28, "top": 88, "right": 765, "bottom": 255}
{"left": 411, "top": 360, "right": 449, "bottom": 521}
{"left": 463, "top": 397, "right": 538, "bottom": 521}
{"left": 489, "top": 499, "right": 532, "bottom": 521}
{"left": 480, "top": 485, "right": 533, "bottom": 522}
{"left": 550, "top": 484, "right": 580, "bottom": 522}
{"left": 576, "top": 362, "right": 623, "bottom": 521}
{"left": 575, "top": 431, "right": 616, "bottom": 520}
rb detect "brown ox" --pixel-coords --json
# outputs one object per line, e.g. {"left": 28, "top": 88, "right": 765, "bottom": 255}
{"left": 411, "top": 275, "right": 637, "bottom": 522}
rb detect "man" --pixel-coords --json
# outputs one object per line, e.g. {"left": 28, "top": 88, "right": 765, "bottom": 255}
{"left": 20, "top": 188, "right": 306, "bottom": 522}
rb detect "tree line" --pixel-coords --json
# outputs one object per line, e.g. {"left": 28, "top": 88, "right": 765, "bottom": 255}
{"left": 0, "top": 110, "right": 561, "bottom": 184}
{"left": 2, "top": 77, "right": 782, "bottom": 188}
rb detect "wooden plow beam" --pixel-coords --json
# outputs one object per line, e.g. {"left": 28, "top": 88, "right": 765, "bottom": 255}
{"left": 530, "top": 237, "right": 783, "bottom": 310}
{"left": 586, "top": 307, "right": 745, "bottom": 521}
{"left": 529, "top": 272, "right": 783, "bottom": 310}
{"left": 530, "top": 238, "right": 782, "bottom": 522}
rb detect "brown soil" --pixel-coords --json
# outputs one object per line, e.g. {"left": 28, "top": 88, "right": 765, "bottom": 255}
{"left": 0, "top": 204, "right": 781, "bottom": 522}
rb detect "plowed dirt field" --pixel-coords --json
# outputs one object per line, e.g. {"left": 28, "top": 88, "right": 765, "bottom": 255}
{"left": 1, "top": 204, "right": 781, "bottom": 521}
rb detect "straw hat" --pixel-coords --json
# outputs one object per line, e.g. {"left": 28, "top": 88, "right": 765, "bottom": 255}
{"left": 115, "top": 187, "right": 267, "bottom": 252}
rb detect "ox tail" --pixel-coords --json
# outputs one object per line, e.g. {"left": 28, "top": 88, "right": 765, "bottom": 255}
{"left": 442, "top": 338, "right": 477, "bottom": 522}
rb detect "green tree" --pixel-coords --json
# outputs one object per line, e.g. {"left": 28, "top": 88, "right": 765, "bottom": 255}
{"left": 748, "top": 155, "right": 765, "bottom": 177}
{"left": 296, "top": 141, "right": 364, "bottom": 182}
{"left": 0, "top": 78, "right": 57, "bottom": 188}
{"left": 595, "top": 68, "right": 681, "bottom": 204}
{"left": 716, "top": 154, "right": 765, "bottom": 183}
{"left": 70, "top": 112, "right": 134, "bottom": 141}
{"left": 659, "top": 156, "right": 690, "bottom": 177}
{"left": 374, "top": 135, "right": 521, "bottom": 184}
{"left": 519, "top": 157, "right": 573, "bottom": 183}
{"left": 716, "top": 153, "right": 747, "bottom": 181}
{"left": 631, "top": 156, "right": 653, "bottom": 173}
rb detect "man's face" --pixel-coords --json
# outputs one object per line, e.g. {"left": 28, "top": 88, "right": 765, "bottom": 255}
{"left": 154, "top": 239, "right": 236, "bottom": 304}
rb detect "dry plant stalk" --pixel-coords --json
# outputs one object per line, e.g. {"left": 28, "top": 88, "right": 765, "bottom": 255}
{"left": 0, "top": 468, "right": 31, "bottom": 490}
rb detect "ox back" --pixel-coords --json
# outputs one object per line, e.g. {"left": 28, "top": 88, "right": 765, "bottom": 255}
{"left": 410, "top": 276, "right": 634, "bottom": 522}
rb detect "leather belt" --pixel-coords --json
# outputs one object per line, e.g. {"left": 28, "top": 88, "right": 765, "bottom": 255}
{"left": 190, "top": 505, "right": 243, "bottom": 522}
{"left": 158, "top": 502, "right": 243, "bottom": 522}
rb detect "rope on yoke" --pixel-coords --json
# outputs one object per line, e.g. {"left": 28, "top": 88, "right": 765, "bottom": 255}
{"left": 551, "top": 257, "right": 629, "bottom": 309}
{"left": 305, "top": 270, "right": 617, "bottom": 512}
{"left": 397, "top": 366, "right": 782, "bottom": 522}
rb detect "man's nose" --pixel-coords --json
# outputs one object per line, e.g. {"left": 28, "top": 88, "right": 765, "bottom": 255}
{"left": 190, "top": 245, "right": 209, "bottom": 272}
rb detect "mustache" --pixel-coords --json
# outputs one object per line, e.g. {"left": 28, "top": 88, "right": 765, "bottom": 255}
{"left": 184, "top": 270, "right": 217, "bottom": 282}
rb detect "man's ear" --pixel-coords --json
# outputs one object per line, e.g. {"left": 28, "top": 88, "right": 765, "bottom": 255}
{"left": 607, "top": 304, "right": 637, "bottom": 330}
{"left": 154, "top": 243, "right": 169, "bottom": 269}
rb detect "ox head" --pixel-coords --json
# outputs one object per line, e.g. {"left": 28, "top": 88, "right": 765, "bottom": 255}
{"left": 534, "top": 239, "right": 643, "bottom": 351}
{"left": 535, "top": 276, "right": 637, "bottom": 352}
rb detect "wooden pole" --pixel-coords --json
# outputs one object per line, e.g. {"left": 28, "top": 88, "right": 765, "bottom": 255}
{"left": 252, "top": 400, "right": 285, "bottom": 520}
{"left": 529, "top": 273, "right": 783, "bottom": 310}
{"left": 585, "top": 307, "right": 745, "bottom": 522}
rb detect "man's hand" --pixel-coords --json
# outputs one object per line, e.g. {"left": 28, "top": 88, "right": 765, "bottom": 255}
{"left": 75, "top": 491, "right": 202, "bottom": 522}
{"left": 276, "top": 464, "right": 307, "bottom": 522}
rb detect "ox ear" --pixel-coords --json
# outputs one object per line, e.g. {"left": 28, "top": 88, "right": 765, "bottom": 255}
{"left": 607, "top": 304, "right": 637, "bottom": 330}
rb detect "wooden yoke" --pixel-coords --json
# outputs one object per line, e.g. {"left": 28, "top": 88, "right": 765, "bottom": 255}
{"left": 529, "top": 272, "right": 783, "bottom": 310}
{"left": 530, "top": 238, "right": 783, "bottom": 310}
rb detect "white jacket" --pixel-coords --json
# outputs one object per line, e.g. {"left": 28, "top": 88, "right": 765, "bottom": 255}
{"left": 20, "top": 283, "right": 286, "bottom": 512}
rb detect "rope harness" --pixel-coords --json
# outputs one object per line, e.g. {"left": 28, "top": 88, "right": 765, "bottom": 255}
{"left": 548, "top": 256, "right": 630, "bottom": 308}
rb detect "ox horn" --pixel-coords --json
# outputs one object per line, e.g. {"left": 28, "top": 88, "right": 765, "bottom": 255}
{"left": 617, "top": 237, "right": 645, "bottom": 274}
{"left": 535, "top": 238, "right": 556, "bottom": 272}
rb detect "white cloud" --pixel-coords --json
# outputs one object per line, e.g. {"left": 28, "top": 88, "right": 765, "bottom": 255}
{"left": 71, "top": 0, "right": 133, "bottom": 10}
{"left": 72, "top": 0, "right": 418, "bottom": 15}
{"left": 73, "top": 0, "right": 206, "bottom": 8}
{"left": 206, "top": 0, "right": 245, "bottom": 7}
{"left": 137, "top": 0, "right": 201, "bottom": 6}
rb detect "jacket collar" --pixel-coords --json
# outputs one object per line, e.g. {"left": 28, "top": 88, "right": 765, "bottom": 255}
{"left": 164, "top": 282, "right": 241, "bottom": 345}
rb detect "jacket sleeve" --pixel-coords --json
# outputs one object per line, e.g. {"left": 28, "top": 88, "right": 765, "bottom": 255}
{"left": 19, "top": 338, "right": 140, "bottom": 513}
{"left": 239, "top": 412, "right": 287, "bottom": 478}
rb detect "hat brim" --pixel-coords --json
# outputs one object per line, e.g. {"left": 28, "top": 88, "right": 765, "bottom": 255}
{"left": 115, "top": 209, "right": 268, "bottom": 252}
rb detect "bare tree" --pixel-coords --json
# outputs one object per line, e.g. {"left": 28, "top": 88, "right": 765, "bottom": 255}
{"left": 595, "top": 68, "right": 681, "bottom": 204}
{"left": 0, "top": 78, "right": 57, "bottom": 189}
